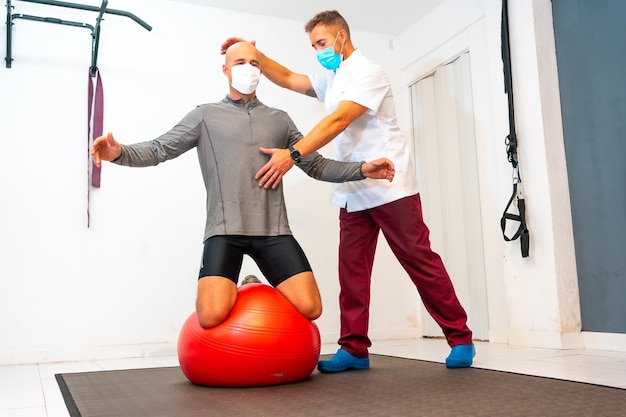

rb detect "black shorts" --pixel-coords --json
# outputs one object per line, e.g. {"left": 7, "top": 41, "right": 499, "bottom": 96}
{"left": 198, "top": 235, "right": 312, "bottom": 287}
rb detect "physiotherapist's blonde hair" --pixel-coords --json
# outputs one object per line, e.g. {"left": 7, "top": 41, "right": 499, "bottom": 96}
{"left": 304, "top": 10, "right": 351, "bottom": 37}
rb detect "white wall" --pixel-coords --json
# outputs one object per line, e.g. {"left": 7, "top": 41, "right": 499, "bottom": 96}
{"left": 2, "top": 0, "right": 623, "bottom": 366}
{"left": 396, "top": 0, "right": 513, "bottom": 344}
{"left": 0, "top": 0, "right": 414, "bottom": 365}
{"left": 394, "top": 0, "right": 625, "bottom": 350}
{"left": 398, "top": 0, "right": 573, "bottom": 347}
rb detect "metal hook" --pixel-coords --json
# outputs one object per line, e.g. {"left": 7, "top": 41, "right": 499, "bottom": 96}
{"left": 90, "top": 0, "right": 107, "bottom": 77}
{"left": 5, "top": 0, "right": 152, "bottom": 71}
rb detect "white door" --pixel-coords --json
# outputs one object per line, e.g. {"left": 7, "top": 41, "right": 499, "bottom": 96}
{"left": 410, "top": 52, "right": 489, "bottom": 340}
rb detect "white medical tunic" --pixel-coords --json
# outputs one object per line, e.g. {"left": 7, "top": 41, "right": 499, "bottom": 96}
{"left": 309, "top": 49, "right": 419, "bottom": 212}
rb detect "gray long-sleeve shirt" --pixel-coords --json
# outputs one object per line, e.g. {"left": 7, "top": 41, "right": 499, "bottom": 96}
{"left": 114, "top": 95, "right": 365, "bottom": 242}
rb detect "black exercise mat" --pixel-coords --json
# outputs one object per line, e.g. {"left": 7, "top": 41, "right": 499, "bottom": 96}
{"left": 56, "top": 354, "right": 626, "bottom": 417}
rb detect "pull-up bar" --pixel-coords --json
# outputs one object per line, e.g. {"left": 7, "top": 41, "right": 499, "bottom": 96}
{"left": 5, "top": 0, "right": 152, "bottom": 76}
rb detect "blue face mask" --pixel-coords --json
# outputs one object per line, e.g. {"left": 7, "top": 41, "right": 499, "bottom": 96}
{"left": 316, "top": 32, "right": 344, "bottom": 71}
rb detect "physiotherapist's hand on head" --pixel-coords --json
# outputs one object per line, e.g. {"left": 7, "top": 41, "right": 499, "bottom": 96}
{"left": 221, "top": 37, "right": 256, "bottom": 55}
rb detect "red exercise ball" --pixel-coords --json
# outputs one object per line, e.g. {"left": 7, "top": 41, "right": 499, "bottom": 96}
{"left": 177, "top": 283, "right": 321, "bottom": 387}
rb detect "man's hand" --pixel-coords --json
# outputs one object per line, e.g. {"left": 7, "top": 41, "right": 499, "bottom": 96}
{"left": 221, "top": 37, "right": 255, "bottom": 55}
{"left": 361, "top": 158, "right": 395, "bottom": 182}
{"left": 255, "top": 147, "right": 295, "bottom": 189}
{"left": 90, "top": 132, "right": 122, "bottom": 168}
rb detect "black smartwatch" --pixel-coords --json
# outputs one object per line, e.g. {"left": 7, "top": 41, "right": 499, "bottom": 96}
{"left": 289, "top": 145, "right": 301, "bottom": 164}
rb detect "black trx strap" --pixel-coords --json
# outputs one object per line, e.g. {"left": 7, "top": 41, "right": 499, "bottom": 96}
{"left": 500, "top": 0, "right": 529, "bottom": 257}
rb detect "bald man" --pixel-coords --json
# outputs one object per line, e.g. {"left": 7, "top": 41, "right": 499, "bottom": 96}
{"left": 90, "top": 41, "right": 395, "bottom": 329}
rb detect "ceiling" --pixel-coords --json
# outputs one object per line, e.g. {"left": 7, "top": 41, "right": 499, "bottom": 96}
{"left": 170, "top": 0, "right": 446, "bottom": 36}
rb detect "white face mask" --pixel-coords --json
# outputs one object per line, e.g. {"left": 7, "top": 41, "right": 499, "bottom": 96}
{"left": 229, "top": 63, "right": 261, "bottom": 94}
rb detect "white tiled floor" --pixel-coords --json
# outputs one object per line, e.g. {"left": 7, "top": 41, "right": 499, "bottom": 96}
{"left": 1, "top": 338, "right": 625, "bottom": 417}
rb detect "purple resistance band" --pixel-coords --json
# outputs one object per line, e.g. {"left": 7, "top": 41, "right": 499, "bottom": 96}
{"left": 87, "top": 69, "right": 103, "bottom": 227}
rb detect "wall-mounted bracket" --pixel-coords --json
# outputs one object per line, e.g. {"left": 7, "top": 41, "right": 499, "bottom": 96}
{"left": 5, "top": 0, "right": 152, "bottom": 76}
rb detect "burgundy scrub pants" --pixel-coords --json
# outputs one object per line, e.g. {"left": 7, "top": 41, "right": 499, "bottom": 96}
{"left": 337, "top": 193, "right": 473, "bottom": 358}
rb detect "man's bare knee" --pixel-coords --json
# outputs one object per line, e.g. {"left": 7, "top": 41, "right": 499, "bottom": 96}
{"left": 197, "top": 308, "right": 229, "bottom": 329}
{"left": 291, "top": 297, "right": 322, "bottom": 321}
{"left": 196, "top": 275, "right": 237, "bottom": 329}
{"left": 276, "top": 271, "right": 322, "bottom": 321}
{"left": 300, "top": 303, "right": 322, "bottom": 321}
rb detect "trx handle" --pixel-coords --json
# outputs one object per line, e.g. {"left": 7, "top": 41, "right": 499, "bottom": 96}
{"left": 500, "top": 182, "right": 529, "bottom": 257}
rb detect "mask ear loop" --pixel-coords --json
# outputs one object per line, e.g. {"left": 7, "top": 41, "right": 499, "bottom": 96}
{"left": 336, "top": 30, "right": 345, "bottom": 56}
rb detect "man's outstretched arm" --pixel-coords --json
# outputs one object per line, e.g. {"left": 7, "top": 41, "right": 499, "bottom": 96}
{"left": 256, "top": 147, "right": 395, "bottom": 186}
